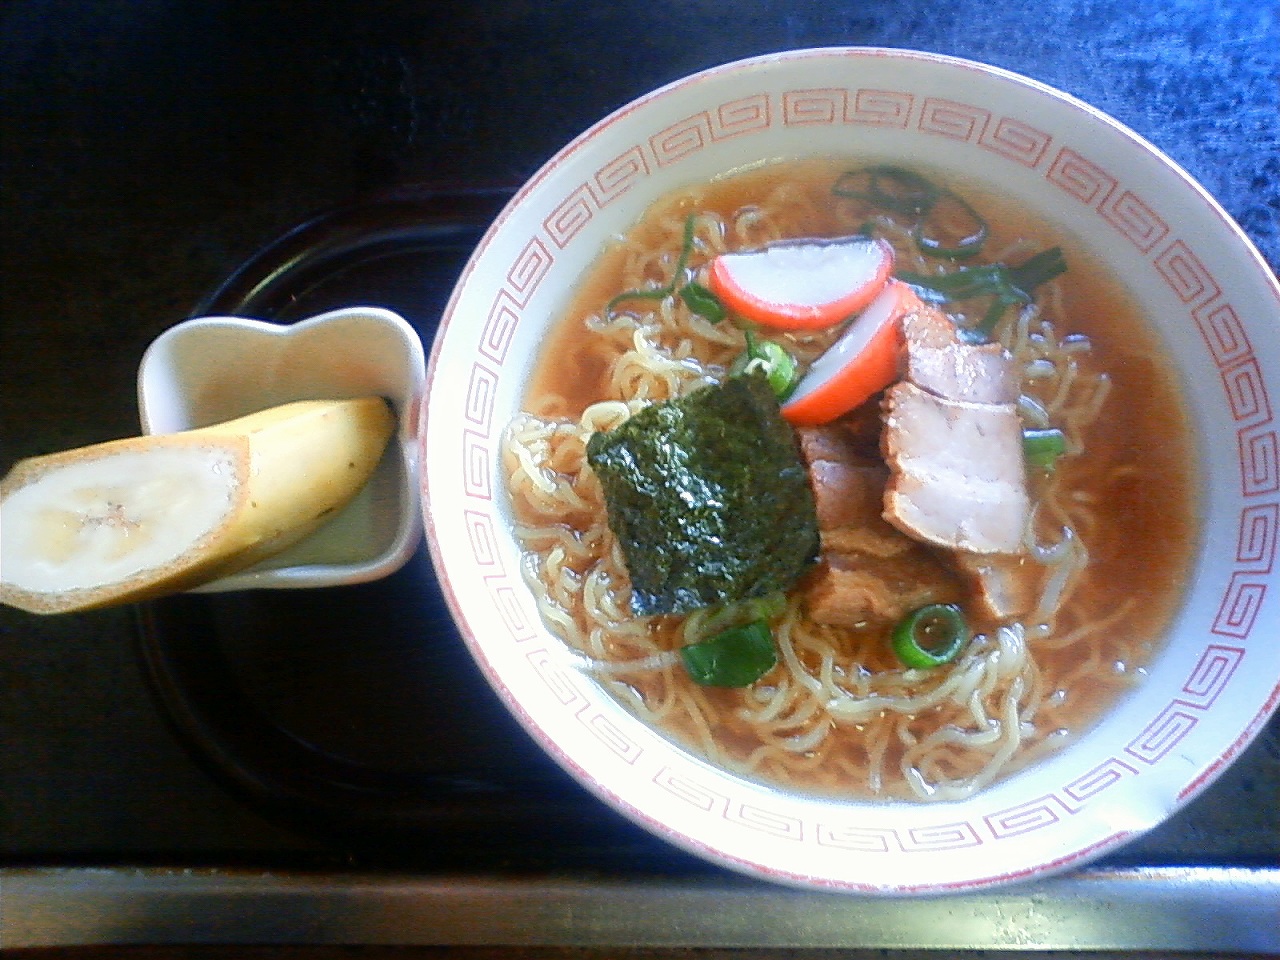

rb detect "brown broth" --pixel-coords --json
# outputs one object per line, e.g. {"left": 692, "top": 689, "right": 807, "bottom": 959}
{"left": 519, "top": 157, "right": 1198, "bottom": 797}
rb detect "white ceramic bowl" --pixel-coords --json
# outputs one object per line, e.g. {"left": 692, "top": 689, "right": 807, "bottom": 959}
{"left": 422, "top": 48, "right": 1280, "bottom": 893}
{"left": 138, "top": 306, "right": 425, "bottom": 591}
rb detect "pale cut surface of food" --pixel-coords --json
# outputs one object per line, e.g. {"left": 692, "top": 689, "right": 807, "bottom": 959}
{"left": 881, "top": 382, "right": 1029, "bottom": 553}
{"left": 0, "top": 397, "right": 395, "bottom": 615}
{"left": 715, "top": 238, "right": 884, "bottom": 305}
{"left": 901, "top": 305, "right": 1020, "bottom": 405}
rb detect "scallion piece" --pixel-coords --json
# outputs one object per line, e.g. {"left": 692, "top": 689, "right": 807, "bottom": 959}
{"left": 606, "top": 213, "right": 699, "bottom": 319}
{"left": 834, "top": 165, "right": 941, "bottom": 216}
{"left": 913, "top": 190, "right": 989, "bottom": 260}
{"left": 898, "top": 263, "right": 1012, "bottom": 301}
{"left": 1008, "top": 246, "right": 1069, "bottom": 294}
{"left": 1024, "top": 427, "right": 1068, "bottom": 471}
{"left": 730, "top": 329, "right": 799, "bottom": 400}
{"left": 898, "top": 246, "right": 1068, "bottom": 342}
{"left": 681, "top": 619, "right": 778, "bottom": 687}
{"left": 679, "top": 280, "right": 726, "bottom": 324}
{"left": 891, "top": 603, "right": 969, "bottom": 669}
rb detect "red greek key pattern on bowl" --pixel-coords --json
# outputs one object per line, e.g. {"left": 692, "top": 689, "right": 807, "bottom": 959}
{"left": 1063, "top": 757, "right": 1139, "bottom": 802}
{"left": 1125, "top": 702, "right": 1200, "bottom": 764}
{"left": 464, "top": 510, "right": 503, "bottom": 569}
{"left": 919, "top": 98, "right": 991, "bottom": 142}
{"left": 527, "top": 647, "right": 589, "bottom": 706}
{"left": 816, "top": 823, "right": 897, "bottom": 852}
{"left": 727, "top": 802, "right": 805, "bottom": 840}
{"left": 649, "top": 99, "right": 774, "bottom": 167}
{"left": 1237, "top": 427, "right": 1280, "bottom": 497}
{"left": 488, "top": 579, "right": 537, "bottom": 642}
{"left": 594, "top": 146, "right": 649, "bottom": 204}
{"left": 464, "top": 362, "right": 499, "bottom": 430}
{"left": 545, "top": 156, "right": 653, "bottom": 254}
{"left": 461, "top": 429, "right": 492, "bottom": 500}
{"left": 1182, "top": 645, "right": 1246, "bottom": 706}
{"left": 1155, "top": 240, "right": 1221, "bottom": 307}
{"left": 1237, "top": 503, "right": 1279, "bottom": 569}
{"left": 1221, "top": 358, "right": 1272, "bottom": 425}
{"left": 653, "top": 766, "right": 728, "bottom": 814}
{"left": 650, "top": 113, "right": 713, "bottom": 166}
{"left": 544, "top": 183, "right": 596, "bottom": 250}
{"left": 1046, "top": 148, "right": 1117, "bottom": 206}
{"left": 1213, "top": 572, "right": 1267, "bottom": 637}
{"left": 715, "top": 94, "right": 771, "bottom": 138}
{"left": 1195, "top": 301, "right": 1253, "bottom": 367}
{"left": 1100, "top": 189, "right": 1170, "bottom": 253}
{"left": 849, "top": 88, "right": 913, "bottom": 127}
{"left": 506, "top": 237, "right": 553, "bottom": 306}
{"left": 905, "top": 821, "right": 983, "bottom": 851}
{"left": 481, "top": 292, "right": 521, "bottom": 365}
{"left": 577, "top": 709, "right": 644, "bottom": 764}
{"left": 783, "top": 88, "right": 846, "bottom": 125}
{"left": 986, "top": 794, "right": 1076, "bottom": 838}
{"left": 979, "top": 116, "right": 1052, "bottom": 167}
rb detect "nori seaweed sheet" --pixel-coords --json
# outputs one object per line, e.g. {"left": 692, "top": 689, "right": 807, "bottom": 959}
{"left": 585, "top": 372, "right": 819, "bottom": 616}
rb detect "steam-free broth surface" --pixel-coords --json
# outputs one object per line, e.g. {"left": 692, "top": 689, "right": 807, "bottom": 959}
{"left": 508, "top": 157, "right": 1197, "bottom": 801}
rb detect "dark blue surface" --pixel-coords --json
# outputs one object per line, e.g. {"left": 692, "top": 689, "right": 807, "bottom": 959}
{"left": 1, "top": 0, "right": 1277, "bottom": 873}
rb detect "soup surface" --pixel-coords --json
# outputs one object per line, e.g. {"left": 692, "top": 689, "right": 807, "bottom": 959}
{"left": 503, "top": 157, "right": 1196, "bottom": 801}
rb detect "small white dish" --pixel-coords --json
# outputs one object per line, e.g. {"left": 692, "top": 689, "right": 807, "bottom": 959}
{"left": 138, "top": 305, "right": 425, "bottom": 591}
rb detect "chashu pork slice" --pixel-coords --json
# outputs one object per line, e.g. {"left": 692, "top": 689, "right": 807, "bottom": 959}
{"left": 799, "top": 425, "right": 889, "bottom": 533}
{"left": 952, "top": 551, "right": 1040, "bottom": 620}
{"left": 805, "top": 551, "right": 962, "bottom": 628}
{"left": 798, "top": 424, "right": 964, "bottom": 627}
{"left": 881, "top": 381, "right": 1030, "bottom": 554}
{"left": 901, "top": 305, "right": 1019, "bottom": 405}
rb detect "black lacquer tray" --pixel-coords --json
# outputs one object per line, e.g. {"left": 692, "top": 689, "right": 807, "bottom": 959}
{"left": 6, "top": 0, "right": 1278, "bottom": 947}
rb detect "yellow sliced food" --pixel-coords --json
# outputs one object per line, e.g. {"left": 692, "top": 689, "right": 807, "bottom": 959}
{"left": 0, "top": 397, "right": 395, "bottom": 615}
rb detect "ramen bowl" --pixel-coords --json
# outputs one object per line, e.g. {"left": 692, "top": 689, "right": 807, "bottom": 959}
{"left": 139, "top": 306, "right": 425, "bottom": 591}
{"left": 421, "top": 48, "right": 1280, "bottom": 894}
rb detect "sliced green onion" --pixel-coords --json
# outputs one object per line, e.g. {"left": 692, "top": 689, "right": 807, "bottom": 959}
{"left": 681, "top": 619, "right": 777, "bottom": 687}
{"left": 834, "top": 165, "right": 941, "bottom": 216}
{"left": 1024, "top": 426, "right": 1068, "bottom": 471}
{"left": 897, "top": 263, "right": 1014, "bottom": 302}
{"left": 679, "top": 281, "right": 726, "bottom": 324}
{"left": 913, "top": 190, "right": 989, "bottom": 260}
{"left": 898, "top": 247, "right": 1067, "bottom": 302}
{"left": 605, "top": 213, "right": 699, "bottom": 319}
{"left": 891, "top": 603, "right": 969, "bottom": 669}
{"left": 1008, "top": 246, "right": 1069, "bottom": 295}
{"left": 730, "top": 329, "right": 799, "bottom": 399}
{"left": 685, "top": 592, "right": 787, "bottom": 644}
{"left": 898, "top": 246, "right": 1068, "bottom": 343}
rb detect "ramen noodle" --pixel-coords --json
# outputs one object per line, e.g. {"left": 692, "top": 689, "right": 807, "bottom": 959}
{"left": 503, "top": 158, "right": 1195, "bottom": 801}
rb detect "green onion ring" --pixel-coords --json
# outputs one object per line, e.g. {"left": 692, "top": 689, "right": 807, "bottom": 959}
{"left": 892, "top": 603, "right": 970, "bottom": 669}
{"left": 730, "top": 330, "right": 799, "bottom": 399}
{"left": 1024, "top": 427, "right": 1068, "bottom": 471}
{"left": 913, "top": 190, "right": 989, "bottom": 259}
{"left": 833, "top": 165, "right": 941, "bottom": 216}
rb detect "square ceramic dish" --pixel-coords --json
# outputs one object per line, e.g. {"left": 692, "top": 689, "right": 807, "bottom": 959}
{"left": 137, "top": 306, "right": 425, "bottom": 591}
